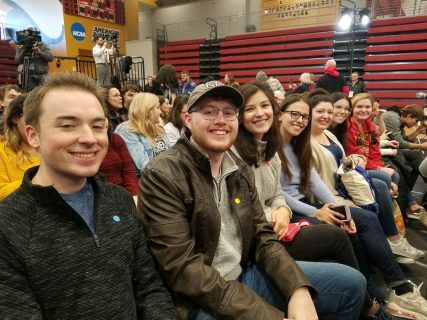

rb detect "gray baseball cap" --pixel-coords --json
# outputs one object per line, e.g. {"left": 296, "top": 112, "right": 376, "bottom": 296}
{"left": 187, "top": 81, "right": 243, "bottom": 112}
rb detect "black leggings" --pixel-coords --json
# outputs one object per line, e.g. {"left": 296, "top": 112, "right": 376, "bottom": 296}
{"left": 283, "top": 224, "right": 358, "bottom": 266}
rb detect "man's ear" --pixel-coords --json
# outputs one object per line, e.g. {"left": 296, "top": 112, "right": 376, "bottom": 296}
{"left": 25, "top": 125, "right": 40, "bottom": 148}
{"left": 184, "top": 112, "right": 192, "bottom": 131}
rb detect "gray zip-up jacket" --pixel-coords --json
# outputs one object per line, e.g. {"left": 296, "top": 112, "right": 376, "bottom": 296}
{"left": 0, "top": 166, "right": 175, "bottom": 320}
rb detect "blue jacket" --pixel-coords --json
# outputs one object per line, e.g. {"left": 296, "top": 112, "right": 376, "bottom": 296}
{"left": 178, "top": 79, "right": 197, "bottom": 94}
{"left": 115, "top": 122, "right": 171, "bottom": 173}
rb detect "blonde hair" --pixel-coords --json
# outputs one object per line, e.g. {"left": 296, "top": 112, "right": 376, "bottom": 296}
{"left": 1, "top": 125, "right": 29, "bottom": 168}
{"left": 351, "top": 93, "right": 374, "bottom": 108}
{"left": 126, "top": 93, "right": 164, "bottom": 144}
{"left": 1, "top": 94, "right": 34, "bottom": 167}
{"left": 351, "top": 93, "right": 376, "bottom": 140}
{"left": 299, "top": 73, "right": 314, "bottom": 85}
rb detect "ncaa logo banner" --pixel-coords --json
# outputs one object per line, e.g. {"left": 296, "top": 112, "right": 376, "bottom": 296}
{"left": 71, "top": 22, "right": 86, "bottom": 41}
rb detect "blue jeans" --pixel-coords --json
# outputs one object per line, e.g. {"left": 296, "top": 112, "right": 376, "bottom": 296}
{"left": 348, "top": 207, "right": 406, "bottom": 286}
{"left": 292, "top": 206, "right": 406, "bottom": 299}
{"left": 367, "top": 169, "right": 412, "bottom": 205}
{"left": 188, "top": 263, "right": 365, "bottom": 320}
{"left": 367, "top": 169, "right": 399, "bottom": 186}
{"left": 370, "top": 178, "right": 399, "bottom": 237}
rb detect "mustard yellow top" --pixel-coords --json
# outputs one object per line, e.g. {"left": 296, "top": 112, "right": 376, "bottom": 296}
{"left": 0, "top": 141, "right": 40, "bottom": 200}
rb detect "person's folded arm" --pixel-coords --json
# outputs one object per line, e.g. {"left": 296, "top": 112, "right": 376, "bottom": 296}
{"left": 115, "top": 128, "right": 151, "bottom": 172}
{"left": 247, "top": 169, "right": 316, "bottom": 302}
{"left": 281, "top": 190, "right": 317, "bottom": 217}
{"left": 38, "top": 44, "right": 53, "bottom": 62}
{"left": 309, "top": 167, "right": 338, "bottom": 205}
{"left": 383, "top": 114, "right": 411, "bottom": 148}
{"left": 92, "top": 45, "right": 106, "bottom": 58}
{"left": 264, "top": 155, "right": 292, "bottom": 223}
{"left": 114, "top": 134, "right": 138, "bottom": 195}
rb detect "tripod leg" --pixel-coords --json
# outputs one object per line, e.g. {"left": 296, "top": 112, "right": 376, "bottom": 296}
{"left": 22, "top": 57, "right": 30, "bottom": 92}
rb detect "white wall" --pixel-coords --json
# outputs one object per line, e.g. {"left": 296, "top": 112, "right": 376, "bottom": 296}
{"left": 139, "top": 2, "right": 155, "bottom": 39}
{"left": 152, "top": 0, "right": 247, "bottom": 24}
{"left": 150, "top": 0, "right": 253, "bottom": 40}
{"left": 128, "top": 0, "right": 261, "bottom": 73}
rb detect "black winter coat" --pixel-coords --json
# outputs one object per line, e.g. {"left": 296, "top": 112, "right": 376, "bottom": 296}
{"left": 0, "top": 167, "right": 175, "bottom": 320}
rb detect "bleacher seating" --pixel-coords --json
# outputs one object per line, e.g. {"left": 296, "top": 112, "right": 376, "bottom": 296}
{"left": 365, "top": 16, "right": 427, "bottom": 107}
{"left": 219, "top": 26, "right": 335, "bottom": 85}
{"left": 0, "top": 40, "right": 19, "bottom": 85}
{"left": 159, "top": 38, "right": 204, "bottom": 83}
{"left": 158, "top": 16, "right": 427, "bottom": 108}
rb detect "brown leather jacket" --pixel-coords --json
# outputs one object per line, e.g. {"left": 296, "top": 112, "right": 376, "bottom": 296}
{"left": 139, "top": 133, "right": 315, "bottom": 319}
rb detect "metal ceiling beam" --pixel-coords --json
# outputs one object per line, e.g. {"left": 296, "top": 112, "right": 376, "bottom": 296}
{"left": 155, "top": 0, "right": 199, "bottom": 7}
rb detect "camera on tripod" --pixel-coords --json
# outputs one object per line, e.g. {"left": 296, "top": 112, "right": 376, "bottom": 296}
{"left": 16, "top": 28, "right": 42, "bottom": 55}
{"left": 109, "top": 34, "right": 119, "bottom": 49}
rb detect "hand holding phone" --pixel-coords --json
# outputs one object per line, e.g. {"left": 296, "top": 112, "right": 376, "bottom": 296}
{"left": 331, "top": 205, "right": 351, "bottom": 222}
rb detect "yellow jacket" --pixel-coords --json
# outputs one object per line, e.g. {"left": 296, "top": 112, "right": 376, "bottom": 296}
{"left": 0, "top": 142, "right": 39, "bottom": 200}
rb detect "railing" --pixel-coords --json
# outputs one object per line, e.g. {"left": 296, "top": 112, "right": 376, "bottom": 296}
{"left": 50, "top": 55, "right": 146, "bottom": 90}
{"left": 140, "top": 0, "right": 426, "bottom": 42}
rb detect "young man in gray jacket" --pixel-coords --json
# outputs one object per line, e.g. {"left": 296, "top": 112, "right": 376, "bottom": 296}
{"left": 0, "top": 72, "right": 175, "bottom": 320}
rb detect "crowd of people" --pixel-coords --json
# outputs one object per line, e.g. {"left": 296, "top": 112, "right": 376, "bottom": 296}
{"left": 0, "top": 58, "right": 426, "bottom": 320}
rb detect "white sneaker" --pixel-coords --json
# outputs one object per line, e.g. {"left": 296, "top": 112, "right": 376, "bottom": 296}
{"left": 388, "top": 238, "right": 425, "bottom": 260}
{"left": 385, "top": 302, "right": 426, "bottom": 320}
{"left": 395, "top": 257, "right": 416, "bottom": 265}
{"left": 389, "top": 282, "right": 427, "bottom": 317}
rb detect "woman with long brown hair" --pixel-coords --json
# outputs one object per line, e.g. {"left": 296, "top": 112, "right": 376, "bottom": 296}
{"left": 233, "top": 83, "right": 404, "bottom": 318}
{"left": 279, "top": 92, "right": 426, "bottom": 315}
{"left": 152, "top": 64, "right": 179, "bottom": 105}
{"left": 232, "top": 81, "right": 370, "bottom": 319}
{"left": 164, "top": 94, "right": 189, "bottom": 146}
{"left": 233, "top": 82, "right": 359, "bottom": 262}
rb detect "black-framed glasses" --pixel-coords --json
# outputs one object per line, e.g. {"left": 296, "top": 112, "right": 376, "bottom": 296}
{"left": 192, "top": 105, "right": 238, "bottom": 121}
{"left": 284, "top": 111, "right": 311, "bottom": 123}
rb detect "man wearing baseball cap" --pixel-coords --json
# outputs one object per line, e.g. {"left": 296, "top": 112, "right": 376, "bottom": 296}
{"left": 138, "top": 81, "right": 365, "bottom": 319}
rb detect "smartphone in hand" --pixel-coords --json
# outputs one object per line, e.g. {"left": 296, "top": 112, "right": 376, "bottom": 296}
{"left": 332, "top": 205, "right": 351, "bottom": 222}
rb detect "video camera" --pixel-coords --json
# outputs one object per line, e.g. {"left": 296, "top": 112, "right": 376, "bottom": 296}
{"left": 16, "top": 28, "right": 42, "bottom": 53}
{"left": 109, "top": 34, "right": 119, "bottom": 49}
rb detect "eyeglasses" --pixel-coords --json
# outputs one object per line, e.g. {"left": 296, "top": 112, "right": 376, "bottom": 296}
{"left": 284, "top": 111, "right": 311, "bottom": 123}
{"left": 334, "top": 105, "right": 351, "bottom": 112}
{"left": 192, "top": 105, "right": 238, "bottom": 121}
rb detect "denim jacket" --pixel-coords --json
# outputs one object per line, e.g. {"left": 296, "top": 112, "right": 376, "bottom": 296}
{"left": 115, "top": 122, "right": 170, "bottom": 174}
